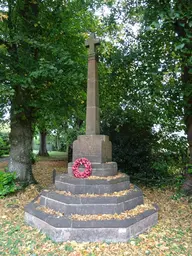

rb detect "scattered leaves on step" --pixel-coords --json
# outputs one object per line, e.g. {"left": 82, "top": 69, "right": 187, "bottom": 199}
{"left": 37, "top": 205, "right": 64, "bottom": 217}
{"left": 87, "top": 172, "right": 126, "bottom": 180}
{"left": 35, "top": 196, "right": 41, "bottom": 204}
{"left": 55, "top": 184, "right": 135, "bottom": 198}
{"left": 71, "top": 203, "right": 155, "bottom": 221}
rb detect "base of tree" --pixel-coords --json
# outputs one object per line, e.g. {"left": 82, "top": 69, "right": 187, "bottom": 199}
{"left": 182, "top": 174, "right": 192, "bottom": 195}
{"left": 37, "top": 152, "right": 49, "bottom": 157}
{"left": 16, "top": 178, "right": 38, "bottom": 186}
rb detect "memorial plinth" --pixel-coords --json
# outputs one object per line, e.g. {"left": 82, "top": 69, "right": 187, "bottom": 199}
{"left": 24, "top": 34, "right": 158, "bottom": 242}
{"left": 72, "top": 135, "right": 112, "bottom": 163}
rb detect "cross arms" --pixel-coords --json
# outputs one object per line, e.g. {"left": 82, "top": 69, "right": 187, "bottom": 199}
{"left": 85, "top": 33, "right": 100, "bottom": 56}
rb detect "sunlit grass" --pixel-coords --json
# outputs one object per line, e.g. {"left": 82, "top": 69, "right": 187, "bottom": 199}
{"left": 33, "top": 150, "right": 68, "bottom": 161}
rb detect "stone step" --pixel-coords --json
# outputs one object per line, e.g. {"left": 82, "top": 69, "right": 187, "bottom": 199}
{"left": 55, "top": 173, "right": 130, "bottom": 194}
{"left": 68, "top": 162, "right": 118, "bottom": 177}
{"left": 25, "top": 201, "right": 158, "bottom": 242}
{"left": 38, "top": 186, "right": 143, "bottom": 215}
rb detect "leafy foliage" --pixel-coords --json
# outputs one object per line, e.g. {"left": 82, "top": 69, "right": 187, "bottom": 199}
{"left": 101, "top": 108, "right": 154, "bottom": 175}
{"left": 186, "top": 164, "right": 192, "bottom": 175}
{"left": 0, "top": 0, "right": 104, "bottom": 181}
{"left": 0, "top": 132, "right": 10, "bottom": 157}
{"left": 0, "top": 0, "right": 95, "bottom": 118}
{"left": 0, "top": 171, "right": 19, "bottom": 197}
{"left": 96, "top": 1, "right": 191, "bottom": 190}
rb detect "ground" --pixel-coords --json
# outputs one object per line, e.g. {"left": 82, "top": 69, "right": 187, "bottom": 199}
{"left": 0, "top": 154, "right": 192, "bottom": 256}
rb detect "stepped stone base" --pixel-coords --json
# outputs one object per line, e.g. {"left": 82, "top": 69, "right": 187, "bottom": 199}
{"left": 24, "top": 172, "right": 158, "bottom": 242}
{"left": 55, "top": 173, "right": 130, "bottom": 194}
{"left": 25, "top": 203, "right": 158, "bottom": 242}
{"left": 38, "top": 186, "right": 143, "bottom": 215}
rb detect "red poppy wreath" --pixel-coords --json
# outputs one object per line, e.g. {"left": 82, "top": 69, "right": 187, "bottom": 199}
{"left": 72, "top": 158, "right": 92, "bottom": 178}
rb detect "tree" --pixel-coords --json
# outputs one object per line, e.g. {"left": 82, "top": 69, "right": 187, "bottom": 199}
{"left": 38, "top": 128, "right": 49, "bottom": 157}
{"left": 102, "top": 0, "right": 190, "bottom": 189}
{"left": 137, "top": 0, "right": 192, "bottom": 192}
{"left": 0, "top": 0, "right": 100, "bottom": 183}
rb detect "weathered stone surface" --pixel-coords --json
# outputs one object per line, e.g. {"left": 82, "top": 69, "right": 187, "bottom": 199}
{"left": 41, "top": 185, "right": 142, "bottom": 205}
{"left": 72, "top": 135, "right": 112, "bottom": 163}
{"left": 25, "top": 205, "right": 158, "bottom": 242}
{"left": 55, "top": 174, "right": 130, "bottom": 194}
{"left": 41, "top": 196, "right": 143, "bottom": 215}
{"left": 55, "top": 181, "right": 130, "bottom": 194}
{"left": 25, "top": 202, "right": 158, "bottom": 228}
{"left": 56, "top": 173, "right": 129, "bottom": 185}
{"left": 38, "top": 187, "right": 143, "bottom": 215}
{"left": 25, "top": 202, "right": 71, "bottom": 228}
{"left": 85, "top": 33, "right": 100, "bottom": 135}
{"left": 71, "top": 209, "right": 157, "bottom": 229}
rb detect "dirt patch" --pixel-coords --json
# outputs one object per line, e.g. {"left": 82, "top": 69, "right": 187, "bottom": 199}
{"left": 0, "top": 161, "right": 8, "bottom": 169}
{"left": 0, "top": 159, "right": 67, "bottom": 186}
{"left": 33, "top": 160, "right": 67, "bottom": 187}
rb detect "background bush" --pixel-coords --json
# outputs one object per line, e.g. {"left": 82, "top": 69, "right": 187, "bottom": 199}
{"left": 0, "top": 132, "right": 10, "bottom": 157}
{"left": 101, "top": 108, "right": 154, "bottom": 175}
{"left": 0, "top": 171, "right": 19, "bottom": 197}
{"left": 101, "top": 108, "right": 188, "bottom": 183}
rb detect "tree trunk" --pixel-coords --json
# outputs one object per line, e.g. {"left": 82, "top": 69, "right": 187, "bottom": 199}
{"left": 8, "top": 110, "right": 36, "bottom": 184}
{"left": 38, "top": 130, "right": 49, "bottom": 156}
{"left": 187, "top": 118, "right": 192, "bottom": 163}
{"left": 175, "top": 9, "right": 192, "bottom": 194}
{"left": 55, "top": 132, "right": 60, "bottom": 151}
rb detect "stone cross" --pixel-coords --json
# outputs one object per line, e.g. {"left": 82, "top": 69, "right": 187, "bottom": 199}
{"left": 85, "top": 33, "right": 100, "bottom": 135}
{"left": 85, "top": 33, "right": 100, "bottom": 57}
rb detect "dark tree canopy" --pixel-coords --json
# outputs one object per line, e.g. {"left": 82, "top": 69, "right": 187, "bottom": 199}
{"left": 0, "top": 0, "right": 191, "bottom": 190}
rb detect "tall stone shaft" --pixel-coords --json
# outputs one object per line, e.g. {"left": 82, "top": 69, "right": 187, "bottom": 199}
{"left": 70, "top": 33, "right": 113, "bottom": 170}
{"left": 85, "top": 34, "right": 100, "bottom": 135}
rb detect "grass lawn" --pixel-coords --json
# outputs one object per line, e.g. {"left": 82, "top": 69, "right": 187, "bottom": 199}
{"left": 0, "top": 159, "right": 192, "bottom": 256}
{"left": 33, "top": 150, "right": 68, "bottom": 161}
{"left": 0, "top": 154, "right": 9, "bottom": 158}
{"left": 0, "top": 151, "right": 67, "bottom": 160}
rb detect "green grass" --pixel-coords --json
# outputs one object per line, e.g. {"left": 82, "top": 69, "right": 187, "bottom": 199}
{"left": 33, "top": 150, "right": 67, "bottom": 161}
{"left": 48, "top": 151, "right": 67, "bottom": 157}
{"left": 0, "top": 154, "right": 9, "bottom": 158}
